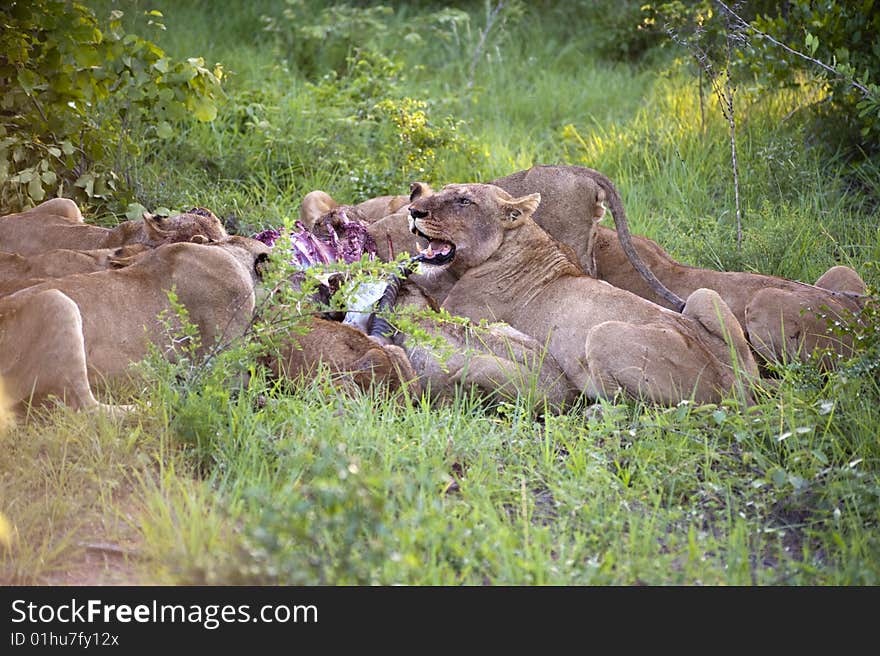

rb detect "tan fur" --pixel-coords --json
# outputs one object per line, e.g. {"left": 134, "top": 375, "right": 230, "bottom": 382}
{"left": 261, "top": 316, "right": 422, "bottom": 399}
{"left": 409, "top": 183, "right": 758, "bottom": 405}
{"left": 489, "top": 165, "right": 868, "bottom": 366}
{"left": 7, "top": 236, "right": 270, "bottom": 387}
{"left": 0, "top": 244, "right": 151, "bottom": 296}
{"left": 390, "top": 282, "right": 578, "bottom": 411}
{"left": 0, "top": 289, "right": 125, "bottom": 415}
{"left": 299, "top": 190, "right": 338, "bottom": 231}
{"left": 11, "top": 197, "right": 84, "bottom": 223}
{"left": 300, "top": 183, "right": 432, "bottom": 230}
{"left": 592, "top": 228, "right": 867, "bottom": 366}
{"left": 348, "top": 194, "right": 411, "bottom": 224}
{"left": 0, "top": 200, "right": 229, "bottom": 256}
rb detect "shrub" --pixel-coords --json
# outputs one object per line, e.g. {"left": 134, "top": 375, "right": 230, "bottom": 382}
{"left": 638, "top": 1, "right": 880, "bottom": 155}
{"left": 749, "top": 1, "right": 880, "bottom": 152}
{"left": 0, "top": 0, "right": 223, "bottom": 212}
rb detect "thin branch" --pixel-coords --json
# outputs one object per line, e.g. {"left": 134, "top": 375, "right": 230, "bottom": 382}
{"left": 466, "top": 1, "right": 505, "bottom": 90}
{"left": 725, "top": 42, "right": 743, "bottom": 251}
{"left": 714, "top": 0, "right": 875, "bottom": 98}
{"left": 665, "top": 6, "right": 745, "bottom": 251}
{"left": 721, "top": 7, "right": 744, "bottom": 251}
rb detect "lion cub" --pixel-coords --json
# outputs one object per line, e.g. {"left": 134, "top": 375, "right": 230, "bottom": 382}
{"left": 408, "top": 183, "right": 759, "bottom": 405}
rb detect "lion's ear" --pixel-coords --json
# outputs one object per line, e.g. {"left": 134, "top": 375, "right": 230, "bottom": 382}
{"left": 409, "top": 181, "right": 432, "bottom": 202}
{"left": 500, "top": 192, "right": 540, "bottom": 227}
{"left": 143, "top": 212, "right": 173, "bottom": 241}
{"left": 254, "top": 252, "right": 271, "bottom": 279}
{"left": 593, "top": 188, "right": 607, "bottom": 221}
{"left": 190, "top": 234, "right": 210, "bottom": 244}
{"left": 109, "top": 253, "right": 139, "bottom": 269}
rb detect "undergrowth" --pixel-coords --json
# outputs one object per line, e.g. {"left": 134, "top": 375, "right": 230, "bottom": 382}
{"left": 1, "top": 0, "right": 877, "bottom": 585}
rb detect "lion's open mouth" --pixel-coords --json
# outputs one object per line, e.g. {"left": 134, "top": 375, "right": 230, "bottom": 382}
{"left": 410, "top": 223, "right": 455, "bottom": 266}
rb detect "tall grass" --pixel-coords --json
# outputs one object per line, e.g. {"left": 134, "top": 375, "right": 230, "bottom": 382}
{"left": 2, "top": 0, "right": 877, "bottom": 585}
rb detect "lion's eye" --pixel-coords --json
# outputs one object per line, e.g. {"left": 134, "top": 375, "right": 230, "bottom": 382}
{"left": 457, "top": 197, "right": 472, "bottom": 206}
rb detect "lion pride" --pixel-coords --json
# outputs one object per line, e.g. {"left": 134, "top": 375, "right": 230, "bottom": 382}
{"left": 304, "top": 165, "right": 870, "bottom": 366}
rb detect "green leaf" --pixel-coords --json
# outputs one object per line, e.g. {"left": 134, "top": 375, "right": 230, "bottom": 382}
{"left": 16, "top": 69, "right": 42, "bottom": 94}
{"left": 770, "top": 468, "right": 788, "bottom": 487}
{"left": 47, "top": 146, "right": 62, "bottom": 158}
{"left": 805, "top": 32, "right": 819, "bottom": 55}
{"left": 27, "top": 176, "right": 45, "bottom": 201}
{"left": 156, "top": 121, "right": 174, "bottom": 139}
{"left": 126, "top": 202, "right": 148, "bottom": 221}
{"left": 41, "top": 170, "right": 57, "bottom": 186}
{"left": 75, "top": 173, "right": 95, "bottom": 197}
{"left": 93, "top": 176, "right": 109, "bottom": 197}
{"left": 61, "top": 141, "right": 76, "bottom": 155}
{"left": 191, "top": 96, "right": 217, "bottom": 122}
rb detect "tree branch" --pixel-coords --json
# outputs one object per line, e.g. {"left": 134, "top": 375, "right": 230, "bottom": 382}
{"left": 467, "top": 1, "right": 505, "bottom": 90}
{"left": 714, "top": 0, "right": 875, "bottom": 98}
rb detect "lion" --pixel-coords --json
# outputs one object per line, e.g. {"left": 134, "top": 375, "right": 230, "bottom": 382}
{"left": 490, "top": 164, "right": 868, "bottom": 366}
{"left": 0, "top": 235, "right": 428, "bottom": 415}
{"left": 0, "top": 289, "right": 128, "bottom": 415}
{"left": 0, "top": 199, "right": 229, "bottom": 256}
{"left": 314, "top": 165, "right": 868, "bottom": 366}
{"left": 7, "top": 236, "right": 270, "bottom": 387}
{"left": 407, "top": 183, "right": 758, "bottom": 405}
{"left": 300, "top": 188, "right": 416, "bottom": 230}
{"left": 297, "top": 195, "right": 576, "bottom": 409}
{"left": 260, "top": 316, "right": 422, "bottom": 399}
{"left": 300, "top": 183, "right": 461, "bottom": 301}
{"left": 0, "top": 244, "right": 150, "bottom": 296}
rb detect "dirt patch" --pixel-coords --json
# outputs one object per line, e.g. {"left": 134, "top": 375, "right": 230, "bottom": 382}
{"left": 41, "top": 494, "right": 147, "bottom": 586}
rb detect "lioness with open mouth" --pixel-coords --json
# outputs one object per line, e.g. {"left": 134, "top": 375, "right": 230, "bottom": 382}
{"left": 407, "top": 183, "right": 759, "bottom": 405}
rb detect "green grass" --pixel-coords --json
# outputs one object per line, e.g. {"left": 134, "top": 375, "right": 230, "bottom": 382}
{"left": 1, "top": 0, "right": 878, "bottom": 585}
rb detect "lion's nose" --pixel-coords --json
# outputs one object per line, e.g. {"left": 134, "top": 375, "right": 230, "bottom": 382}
{"left": 409, "top": 207, "right": 428, "bottom": 219}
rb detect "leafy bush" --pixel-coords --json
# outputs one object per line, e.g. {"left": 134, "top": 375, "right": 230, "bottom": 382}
{"left": 261, "top": 1, "right": 396, "bottom": 79}
{"left": 749, "top": 1, "right": 880, "bottom": 150}
{"left": 305, "top": 47, "right": 481, "bottom": 198}
{"left": 0, "top": 0, "right": 223, "bottom": 212}
{"left": 636, "top": 1, "right": 880, "bottom": 155}
{"left": 237, "top": 441, "right": 389, "bottom": 585}
{"left": 260, "top": 1, "right": 470, "bottom": 80}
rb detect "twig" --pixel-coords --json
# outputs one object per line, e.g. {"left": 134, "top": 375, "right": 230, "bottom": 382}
{"left": 698, "top": 66, "right": 705, "bottom": 134}
{"left": 666, "top": 5, "right": 745, "bottom": 252}
{"left": 714, "top": 0, "right": 875, "bottom": 99}
{"left": 79, "top": 541, "right": 136, "bottom": 557}
{"left": 724, "top": 24, "right": 743, "bottom": 251}
{"left": 466, "top": 1, "right": 505, "bottom": 90}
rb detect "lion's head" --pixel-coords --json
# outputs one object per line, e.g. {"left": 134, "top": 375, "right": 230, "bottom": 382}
{"left": 142, "top": 208, "right": 229, "bottom": 245}
{"left": 407, "top": 183, "right": 541, "bottom": 276}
